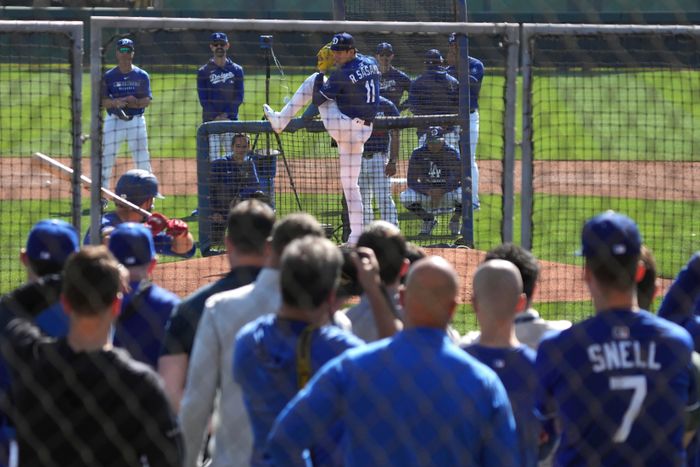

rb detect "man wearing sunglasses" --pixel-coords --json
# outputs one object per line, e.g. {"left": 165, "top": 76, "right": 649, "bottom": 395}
{"left": 101, "top": 38, "right": 153, "bottom": 192}
{"left": 197, "top": 32, "right": 245, "bottom": 159}
{"left": 375, "top": 42, "right": 411, "bottom": 111}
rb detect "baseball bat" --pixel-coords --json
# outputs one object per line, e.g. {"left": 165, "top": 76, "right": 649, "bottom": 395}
{"left": 32, "top": 152, "right": 152, "bottom": 217}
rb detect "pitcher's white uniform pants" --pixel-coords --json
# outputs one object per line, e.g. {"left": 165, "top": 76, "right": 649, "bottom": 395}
{"left": 102, "top": 113, "right": 152, "bottom": 189}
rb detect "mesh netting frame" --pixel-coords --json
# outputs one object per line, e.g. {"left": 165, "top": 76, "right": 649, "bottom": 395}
{"left": 0, "top": 20, "right": 84, "bottom": 230}
{"left": 88, "top": 17, "right": 520, "bottom": 248}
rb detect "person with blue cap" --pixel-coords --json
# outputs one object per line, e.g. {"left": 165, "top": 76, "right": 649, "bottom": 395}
{"left": 101, "top": 37, "right": 153, "bottom": 191}
{"left": 0, "top": 219, "right": 80, "bottom": 463}
{"left": 535, "top": 211, "right": 699, "bottom": 465}
{"left": 197, "top": 31, "right": 245, "bottom": 158}
{"left": 108, "top": 222, "right": 180, "bottom": 369}
{"left": 84, "top": 169, "right": 195, "bottom": 258}
{"left": 375, "top": 42, "right": 411, "bottom": 110}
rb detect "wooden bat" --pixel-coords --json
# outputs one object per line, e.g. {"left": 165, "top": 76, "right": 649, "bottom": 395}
{"left": 32, "top": 152, "right": 151, "bottom": 217}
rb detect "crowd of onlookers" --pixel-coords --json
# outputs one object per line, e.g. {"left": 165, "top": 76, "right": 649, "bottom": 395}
{"left": 2, "top": 201, "right": 700, "bottom": 466}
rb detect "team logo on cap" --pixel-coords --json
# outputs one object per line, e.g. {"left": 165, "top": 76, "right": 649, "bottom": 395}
{"left": 332, "top": 37, "right": 339, "bottom": 45}
{"left": 430, "top": 128, "right": 441, "bottom": 138}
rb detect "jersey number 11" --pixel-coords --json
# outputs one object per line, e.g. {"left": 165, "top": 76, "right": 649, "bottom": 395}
{"left": 365, "top": 80, "right": 377, "bottom": 104}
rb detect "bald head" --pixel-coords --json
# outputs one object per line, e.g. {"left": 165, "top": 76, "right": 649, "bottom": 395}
{"left": 472, "top": 259, "right": 524, "bottom": 322}
{"left": 402, "top": 256, "right": 459, "bottom": 328}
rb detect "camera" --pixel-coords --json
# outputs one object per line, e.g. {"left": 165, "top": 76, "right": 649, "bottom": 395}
{"left": 337, "top": 245, "right": 363, "bottom": 297}
{"left": 259, "top": 35, "right": 273, "bottom": 50}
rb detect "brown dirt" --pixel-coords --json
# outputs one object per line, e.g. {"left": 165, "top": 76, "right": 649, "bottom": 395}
{"left": 4, "top": 156, "right": 683, "bottom": 302}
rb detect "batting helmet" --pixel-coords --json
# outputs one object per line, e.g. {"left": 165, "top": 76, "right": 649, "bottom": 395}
{"left": 316, "top": 43, "right": 334, "bottom": 74}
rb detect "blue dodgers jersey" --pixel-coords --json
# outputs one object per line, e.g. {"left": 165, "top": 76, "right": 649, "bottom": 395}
{"left": 363, "top": 97, "right": 399, "bottom": 153}
{"left": 464, "top": 344, "right": 541, "bottom": 467}
{"left": 408, "top": 68, "right": 459, "bottom": 116}
{"left": 102, "top": 66, "right": 152, "bottom": 117}
{"left": 406, "top": 143, "right": 461, "bottom": 194}
{"left": 446, "top": 56, "right": 484, "bottom": 111}
{"left": 536, "top": 309, "right": 695, "bottom": 466}
{"left": 379, "top": 66, "right": 411, "bottom": 108}
{"left": 320, "top": 53, "right": 380, "bottom": 121}
{"left": 197, "top": 58, "right": 244, "bottom": 122}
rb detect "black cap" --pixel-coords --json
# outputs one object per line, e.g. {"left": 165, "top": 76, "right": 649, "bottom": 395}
{"left": 424, "top": 48, "right": 443, "bottom": 65}
{"left": 376, "top": 42, "right": 393, "bottom": 54}
{"left": 330, "top": 32, "right": 355, "bottom": 51}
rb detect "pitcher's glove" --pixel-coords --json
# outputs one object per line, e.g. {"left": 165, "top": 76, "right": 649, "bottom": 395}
{"left": 145, "top": 212, "right": 169, "bottom": 235}
{"left": 166, "top": 218, "right": 189, "bottom": 238}
{"left": 114, "top": 108, "right": 133, "bottom": 121}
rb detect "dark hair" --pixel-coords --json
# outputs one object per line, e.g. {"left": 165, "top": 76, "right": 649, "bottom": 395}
{"left": 27, "top": 258, "right": 64, "bottom": 277}
{"left": 232, "top": 133, "right": 250, "bottom": 146}
{"left": 485, "top": 243, "right": 539, "bottom": 302}
{"left": 637, "top": 245, "right": 657, "bottom": 310}
{"left": 357, "top": 221, "right": 407, "bottom": 285}
{"left": 586, "top": 253, "right": 640, "bottom": 291}
{"left": 226, "top": 200, "right": 275, "bottom": 254}
{"left": 280, "top": 237, "right": 342, "bottom": 309}
{"left": 271, "top": 213, "right": 324, "bottom": 257}
{"left": 62, "top": 246, "right": 121, "bottom": 316}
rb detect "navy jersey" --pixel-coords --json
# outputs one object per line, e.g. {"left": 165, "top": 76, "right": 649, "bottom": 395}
{"left": 102, "top": 66, "right": 152, "bottom": 117}
{"left": 406, "top": 142, "right": 461, "bottom": 194}
{"left": 536, "top": 309, "right": 696, "bottom": 466}
{"left": 113, "top": 280, "right": 180, "bottom": 369}
{"left": 379, "top": 66, "right": 411, "bottom": 109}
{"left": 446, "top": 55, "right": 485, "bottom": 111}
{"left": 363, "top": 97, "right": 399, "bottom": 154}
{"left": 83, "top": 212, "right": 196, "bottom": 259}
{"left": 197, "top": 58, "right": 245, "bottom": 122}
{"left": 320, "top": 53, "right": 380, "bottom": 121}
{"left": 408, "top": 67, "right": 459, "bottom": 116}
{"left": 464, "top": 344, "right": 542, "bottom": 467}
{"left": 209, "top": 154, "right": 261, "bottom": 216}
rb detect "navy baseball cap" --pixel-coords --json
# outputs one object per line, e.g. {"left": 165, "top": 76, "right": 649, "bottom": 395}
{"left": 108, "top": 222, "right": 156, "bottom": 266}
{"left": 116, "top": 38, "right": 134, "bottom": 50}
{"left": 579, "top": 211, "right": 642, "bottom": 259}
{"left": 115, "top": 169, "right": 164, "bottom": 207}
{"left": 426, "top": 126, "right": 445, "bottom": 142}
{"left": 210, "top": 32, "right": 228, "bottom": 43}
{"left": 26, "top": 219, "right": 79, "bottom": 265}
{"left": 330, "top": 33, "right": 355, "bottom": 51}
{"left": 376, "top": 42, "right": 393, "bottom": 55}
{"left": 424, "top": 48, "right": 443, "bottom": 65}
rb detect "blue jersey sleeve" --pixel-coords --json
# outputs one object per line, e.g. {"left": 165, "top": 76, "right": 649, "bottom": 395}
{"left": 659, "top": 252, "right": 700, "bottom": 321}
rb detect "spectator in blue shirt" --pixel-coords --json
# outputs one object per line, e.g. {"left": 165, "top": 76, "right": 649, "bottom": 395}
{"left": 197, "top": 32, "right": 245, "bottom": 158}
{"left": 267, "top": 256, "right": 518, "bottom": 466}
{"left": 464, "top": 259, "right": 553, "bottom": 467}
{"left": 108, "top": 222, "right": 180, "bottom": 369}
{"left": 234, "top": 236, "right": 365, "bottom": 465}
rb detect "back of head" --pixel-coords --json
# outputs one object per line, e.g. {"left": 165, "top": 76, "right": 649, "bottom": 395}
{"left": 637, "top": 245, "right": 658, "bottom": 310}
{"left": 115, "top": 169, "right": 162, "bottom": 207}
{"left": 357, "top": 221, "right": 407, "bottom": 285}
{"left": 280, "top": 236, "right": 343, "bottom": 310}
{"left": 226, "top": 199, "right": 275, "bottom": 255}
{"left": 270, "top": 213, "right": 324, "bottom": 257}
{"left": 580, "top": 211, "right": 642, "bottom": 292}
{"left": 424, "top": 48, "right": 443, "bottom": 67}
{"left": 403, "top": 256, "right": 459, "bottom": 328}
{"left": 108, "top": 222, "right": 155, "bottom": 267}
{"left": 62, "top": 246, "right": 122, "bottom": 316}
{"left": 472, "top": 259, "right": 524, "bottom": 321}
{"left": 484, "top": 243, "right": 539, "bottom": 302}
{"left": 25, "top": 219, "right": 79, "bottom": 276}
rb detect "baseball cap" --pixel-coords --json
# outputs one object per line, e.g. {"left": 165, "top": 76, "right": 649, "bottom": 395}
{"left": 426, "top": 126, "right": 445, "bottom": 142}
{"left": 424, "top": 48, "right": 443, "bottom": 65}
{"left": 376, "top": 42, "right": 393, "bottom": 55}
{"left": 26, "top": 219, "right": 79, "bottom": 265}
{"left": 579, "top": 211, "right": 642, "bottom": 259}
{"left": 210, "top": 32, "right": 228, "bottom": 43}
{"left": 115, "top": 169, "right": 164, "bottom": 207}
{"left": 108, "top": 222, "right": 156, "bottom": 266}
{"left": 116, "top": 38, "right": 134, "bottom": 50}
{"left": 330, "top": 32, "right": 355, "bottom": 51}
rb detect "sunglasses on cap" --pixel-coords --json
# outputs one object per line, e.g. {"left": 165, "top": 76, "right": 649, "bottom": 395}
{"left": 118, "top": 47, "right": 134, "bottom": 53}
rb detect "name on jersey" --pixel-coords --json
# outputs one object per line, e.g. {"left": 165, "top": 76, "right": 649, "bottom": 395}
{"left": 210, "top": 71, "right": 235, "bottom": 85}
{"left": 587, "top": 341, "right": 661, "bottom": 372}
{"left": 112, "top": 80, "right": 139, "bottom": 94}
{"left": 348, "top": 64, "right": 379, "bottom": 84}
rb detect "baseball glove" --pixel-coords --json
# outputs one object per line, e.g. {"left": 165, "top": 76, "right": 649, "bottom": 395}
{"left": 145, "top": 212, "right": 169, "bottom": 235}
{"left": 115, "top": 108, "right": 132, "bottom": 121}
{"left": 166, "top": 218, "right": 189, "bottom": 238}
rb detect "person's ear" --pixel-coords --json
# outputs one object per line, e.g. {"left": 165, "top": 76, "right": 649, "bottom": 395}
{"left": 111, "top": 292, "right": 123, "bottom": 319}
{"left": 147, "top": 258, "right": 157, "bottom": 275}
{"left": 399, "top": 258, "right": 410, "bottom": 280}
{"left": 515, "top": 293, "right": 528, "bottom": 313}
{"left": 634, "top": 261, "right": 646, "bottom": 283}
{"left": 19, "top": 249, "right": 29, "bottom": 269}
